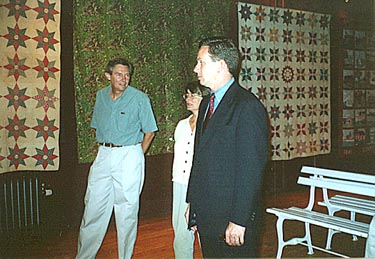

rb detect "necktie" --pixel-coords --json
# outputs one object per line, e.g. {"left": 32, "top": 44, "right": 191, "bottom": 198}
{"left": 203, "top": 93, "right": 215, "bottom": 132}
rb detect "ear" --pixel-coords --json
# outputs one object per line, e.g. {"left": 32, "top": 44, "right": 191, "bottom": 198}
{"left": 105, "top": 72, "right": 111, "bottom": 80}
{"left": 219, "top": 60, "right": 229, "bottom": 73}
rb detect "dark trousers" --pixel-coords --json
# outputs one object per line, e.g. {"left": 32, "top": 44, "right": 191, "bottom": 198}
{"left": 197, "top": 224, "right": 261, "bottom": 259}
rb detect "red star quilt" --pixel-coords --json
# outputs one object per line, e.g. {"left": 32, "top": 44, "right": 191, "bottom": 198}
{"left": 238, "top": 3, "right": 331, "bottom": 160}
{"left": 0, "top": 0, "right": 60, "bottom": 173}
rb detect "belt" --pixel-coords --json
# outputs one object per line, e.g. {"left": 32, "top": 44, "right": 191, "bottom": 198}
{"left": 99, "top": 142, "right": 124, "bottom": 148}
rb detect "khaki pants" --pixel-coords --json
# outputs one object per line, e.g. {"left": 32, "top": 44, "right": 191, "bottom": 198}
{"left": 172, "top": 181, "right": 195, "bottom": 259}
{"left": 76, "top": 144, "right": 144, "bottom": 259}
{"left": 366, "top": 216, "right": 375, "bottom": 258}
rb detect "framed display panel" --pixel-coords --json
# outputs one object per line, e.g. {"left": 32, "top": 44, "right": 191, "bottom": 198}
{"left": 339, "top": 29, "right": 375, "bottom": 156}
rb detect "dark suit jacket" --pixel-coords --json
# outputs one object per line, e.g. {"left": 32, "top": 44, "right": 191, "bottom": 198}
{"left": 187, "top": 81, "right": 268, "bottom": 239}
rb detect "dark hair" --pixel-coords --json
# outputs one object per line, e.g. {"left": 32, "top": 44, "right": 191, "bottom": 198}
{"left": 198, "top": 37, "right": 239, "bottom": 75}
{"left": 185, "top": 81, "right": 210, "bottom": 96}
{"left": 105, "top": 57, "right": 133, "bottom": 76}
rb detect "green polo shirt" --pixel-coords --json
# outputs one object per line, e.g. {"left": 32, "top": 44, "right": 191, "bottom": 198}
{"left": 91, "top": 85, "right": 158, "bottom": 145}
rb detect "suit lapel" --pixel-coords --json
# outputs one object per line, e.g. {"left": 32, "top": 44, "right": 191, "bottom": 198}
{"left": 196, "top": 95, "right": 209, "bottom": 147}
{"left": 197, "top": 82, "right": 238, "bottom": 150}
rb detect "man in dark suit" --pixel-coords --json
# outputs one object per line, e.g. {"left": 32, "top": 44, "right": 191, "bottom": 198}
{"left": 186, "top": 37, "right": 269, "bottom": 258}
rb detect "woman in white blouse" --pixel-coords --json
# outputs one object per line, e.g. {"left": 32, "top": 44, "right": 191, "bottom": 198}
{"left": 172, "top": 82, "right": 209, "bottom": 259}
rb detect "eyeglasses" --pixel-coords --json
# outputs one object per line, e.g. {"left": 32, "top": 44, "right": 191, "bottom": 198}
{"left": 183, "top": 93, "right": 202, "bottom": 99}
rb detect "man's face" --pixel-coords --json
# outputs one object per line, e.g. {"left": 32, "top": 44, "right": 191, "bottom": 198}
{"left": 106, "top": 64, "right": 130, "bottom": 93}
{"left": 193, "top": 46, "right": 220, "bottom": 90}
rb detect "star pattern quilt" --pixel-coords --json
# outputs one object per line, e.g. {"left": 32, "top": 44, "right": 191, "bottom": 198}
{"left": 238, "top": 2, "right": 331, "bottom": 160}
{"left": 0, "top": 0, "right": 60, "bottom": 173}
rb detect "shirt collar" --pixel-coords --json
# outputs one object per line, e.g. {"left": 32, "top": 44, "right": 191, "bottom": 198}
{"left": 212, "top": 77, "right": 234, "bottom": 105}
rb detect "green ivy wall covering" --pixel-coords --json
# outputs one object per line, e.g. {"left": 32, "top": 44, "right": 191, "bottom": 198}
{"left": 74, "top": 0, "right": 231, "bottom": 163}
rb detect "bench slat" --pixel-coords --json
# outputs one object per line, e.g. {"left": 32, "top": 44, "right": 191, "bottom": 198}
{"left": 333, "top": 195, "right": 375, "bottom": 206}
{"left": 267, "top": 207, "right": 369, "bottom": 237}
{"left": 298, "top": 177, "right": 375, "bottom": 197}
{"left": 288, "top": 207, "right": 369, "bottom": 230}
{"left": 301, "top": 166, "right": 375, "bottom": 184}
{"left": 318, "top": 195, "right": 375, "bottom": 216}
{"left": 331, "top": 198, "right": 375, "bottom": 210}
{"left": 328, "top": 201, "right": 375, "bottom": 215}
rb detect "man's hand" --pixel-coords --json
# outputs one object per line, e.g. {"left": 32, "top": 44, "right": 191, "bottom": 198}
{"left": 184, "top": 203, "right": 197, "bottom": 232}
{"left": 141, "top": 132, "right": 155, "bottom": 154}
{"left": 225, "top": 221, "right": 246, "bottom": 246}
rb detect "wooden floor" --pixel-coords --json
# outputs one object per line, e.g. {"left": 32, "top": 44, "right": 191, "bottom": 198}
{"left": 0, "top": 191, "right": 369, "bottom": 259}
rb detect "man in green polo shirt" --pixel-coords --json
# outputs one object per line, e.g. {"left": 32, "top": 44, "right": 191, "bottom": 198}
{"left": 76, "top": 57, "right": 158, "bottom": 259}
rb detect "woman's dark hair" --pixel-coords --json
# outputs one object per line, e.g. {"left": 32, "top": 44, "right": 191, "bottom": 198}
{"left": 105, "top": 57, "right": 133, "bottom": 76}
{"left": 198, "top": 36, "right": 239, "bottom": 76}
{"left": 185, "top": 81, "right": 210, "bottom": 96}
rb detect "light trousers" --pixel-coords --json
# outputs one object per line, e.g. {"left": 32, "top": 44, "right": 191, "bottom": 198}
{"left": 366, "top": 216, "right": 375, "bottom": 257}
{"left": 172, "top": 181, "right": 195, "bottom": 259}
{"left": 76, "top": 144, "right": 144, "bottom": 259}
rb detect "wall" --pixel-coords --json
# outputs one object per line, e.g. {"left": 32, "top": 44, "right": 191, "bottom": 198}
{"left": 66, "top": 0, "right": 375, "bottom": 230}
{"left": 50, "top": 0, "right": 375, "bottom": 233}
{"left": 2, "top": 0, "right": 374, "bottom": 235}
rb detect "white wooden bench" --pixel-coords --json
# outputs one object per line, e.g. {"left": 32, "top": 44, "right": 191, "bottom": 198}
{"left": 266, "top": 166, "right": 375, "bottom": 258}
{"left": 318, "top": 194, "right": 375, "bottom": 247}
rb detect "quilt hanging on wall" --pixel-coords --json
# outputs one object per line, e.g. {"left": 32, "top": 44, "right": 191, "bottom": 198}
{"left": 0, "top": 0, "right": 60, "bottom": 174}
{"left": 238, "top": 2, "right": 331, "bottom": 160}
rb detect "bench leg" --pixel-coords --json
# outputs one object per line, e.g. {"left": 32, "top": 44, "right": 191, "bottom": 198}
{"left": 304, "top": 222, "right": 314, "bottom": 255}
{"left": 325, "top": 207, "right": 341, "bottom": 250}
{"left": 325, "top": 210, "right": 358, "bottom": 250}
{"left": 275, "top": 216, "right": 286, "bottom": 259}
{"left": 350, "top": 211, "right": 358, "bottom": 241}
{"left": 325, "top": 228, "right": 338, "bottom": 250}
{"left": 274, "top": 216, "right": 314, "bottom": 259}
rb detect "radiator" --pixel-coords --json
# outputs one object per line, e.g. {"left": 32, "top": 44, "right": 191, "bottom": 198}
{"left": 0, "top": 173, "right": 41, "bottom": 233}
